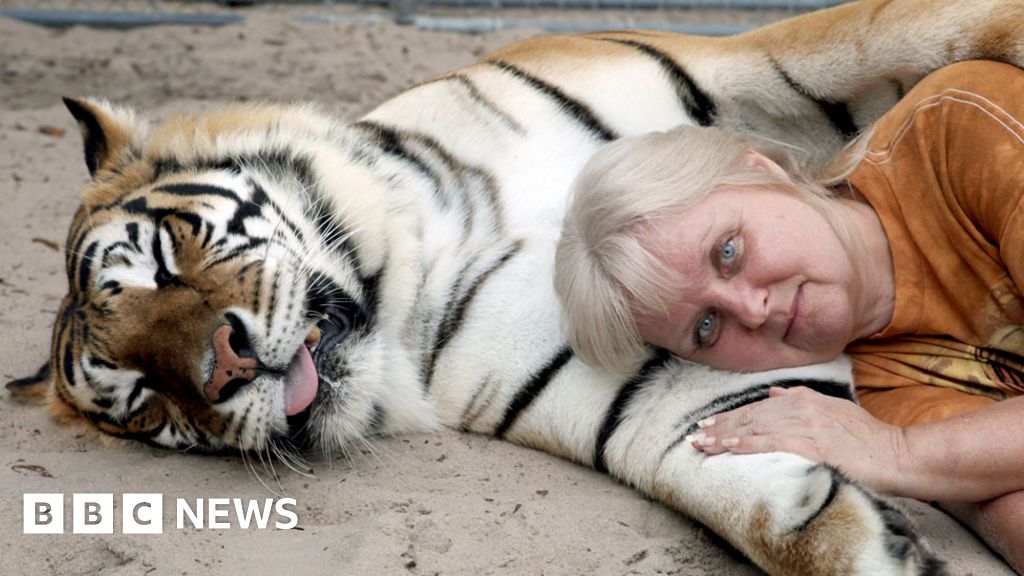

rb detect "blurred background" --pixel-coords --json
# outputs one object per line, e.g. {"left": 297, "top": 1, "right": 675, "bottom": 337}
{"left": 0, "top": 0, "right": 847, "bottom": 35}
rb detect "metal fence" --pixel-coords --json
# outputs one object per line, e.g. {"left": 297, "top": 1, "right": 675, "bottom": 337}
{"left": 0, "top": 0, "right": 848, "bottom": 35}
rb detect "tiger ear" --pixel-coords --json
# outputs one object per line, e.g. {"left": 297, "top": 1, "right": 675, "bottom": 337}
{"left": 62, "top": 97, "right": 141, "bottom": 179}
{"left": 5, "top": 362, "right": 53, "bottom": 404}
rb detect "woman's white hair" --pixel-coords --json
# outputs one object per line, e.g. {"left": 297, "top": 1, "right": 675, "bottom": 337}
{"left": 553, "top": 124, "right": 867, "bottom": 374}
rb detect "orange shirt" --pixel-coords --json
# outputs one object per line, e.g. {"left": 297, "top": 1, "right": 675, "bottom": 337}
{"left": 844, "top": 60, "right": 1024, "bottom": 426}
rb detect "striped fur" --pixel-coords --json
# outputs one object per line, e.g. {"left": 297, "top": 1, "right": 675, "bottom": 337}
{"left": 12, "top": 1, "right": 1024, "bottom": 573}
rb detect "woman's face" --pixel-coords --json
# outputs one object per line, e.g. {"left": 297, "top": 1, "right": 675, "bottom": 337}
{"left": 634, "top": 184, "right": 861, "bottom": 372}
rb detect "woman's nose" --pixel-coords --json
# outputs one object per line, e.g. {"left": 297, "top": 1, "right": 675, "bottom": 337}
{"left": 726, "top": 284, "right": 769, "bottom": 329}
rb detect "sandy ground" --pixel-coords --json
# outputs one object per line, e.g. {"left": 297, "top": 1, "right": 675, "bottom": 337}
{"left": 0, "top": 12, "right": 1014, "bottom": 576}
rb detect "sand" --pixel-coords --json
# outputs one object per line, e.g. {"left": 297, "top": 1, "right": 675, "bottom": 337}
{"left": 0, "top": 12, "right": 1013, "bottom": 576}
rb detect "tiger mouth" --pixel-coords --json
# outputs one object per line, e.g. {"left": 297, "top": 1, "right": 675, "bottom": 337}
{"left": 282, "top": 321, "right": 336, "bottom": 435}
{"left": 283, "top": 341, "right": 318, "bottom": 417}
{"left": 284, "top": 321, "right": 342, "bottom": 417}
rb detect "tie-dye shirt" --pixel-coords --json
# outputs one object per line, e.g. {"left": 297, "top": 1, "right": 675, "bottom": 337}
{"left": 844, "top": 61, "right": 1024, "bottom": 425}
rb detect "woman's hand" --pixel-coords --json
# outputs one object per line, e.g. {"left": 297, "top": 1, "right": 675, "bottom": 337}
{"left": 688, "top": 386, "right": 910, "bottom": 495}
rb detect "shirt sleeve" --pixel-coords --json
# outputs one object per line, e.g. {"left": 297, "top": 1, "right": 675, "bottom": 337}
{"left": 915, "top": 62, "right": 1024, "bottom": 290}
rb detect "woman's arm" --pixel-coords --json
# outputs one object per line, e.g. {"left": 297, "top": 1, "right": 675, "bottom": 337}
{"left": 692, "top": 386, "right": 1024, "bottom": 503}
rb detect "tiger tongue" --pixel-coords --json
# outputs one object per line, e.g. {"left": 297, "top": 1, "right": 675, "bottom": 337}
{"left": 284, "top": 346, "right": 318, "bottom": 416}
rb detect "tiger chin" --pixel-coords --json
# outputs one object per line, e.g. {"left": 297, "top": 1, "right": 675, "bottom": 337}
{"left": 12, "top": 0, "right": 1024, "bottom": 573}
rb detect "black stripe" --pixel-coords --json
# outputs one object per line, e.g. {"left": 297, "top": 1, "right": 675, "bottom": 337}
{"left": 84, "top": 410, "right": 170, "bottom": 447}
{"left": 358, "top": 267, "right": 383, "bottom": 332}
{"left": 312, "top": 202, "right": 346, "bottom": 251}
{"left": 173, "top": 212, "right": 203, "bottom": 236}
{"left": 151, "top": 155, "right": 237, "bottom": 181}
{"left": 125, "top": 378, "right": 147, "bottom": 412}
{"left": 67, "top": 215, "right": 92, "bottom": 288}
{"left": 153, "top": 183, "right": 242, "bottom": 202}
{"left": 777, "top": 378, "right": 856, "bottom": 401}
{"left": 266, "top": 265, "right": 283, "bottom": 333}
{"left": 424, "top": 242, "right": 523, "bottom": 390}
{"left": 793, "top": 464, "right": 843, "bottom": 532}
{"left": 94, "top": 151, "right": 288, "bottom": 213}
{"left": 773, "top": 60, "right": 859, "bottom": 139}
{"left": 201, "top": 220, "right": 215, "bottom": 248}
{"left": 190, "top": 422, "right": 210, "bottom": 448}
{"left": 91, "top": 396, "right": 115, "bottom": 409}
{"left": 246, "top": 182, "right": 308, "bottom": 249}
{"left": 203, "top": 238, "right": 268, "bottom": 271}
{"left": 53, "top": 302, "right": 74, "bottom": 371}
{"left": 663, "top": 378, "right": 855, "bottom": 458}
{"left": 306, "top": 189, "right": 362, "bottom": 276}
{"left": 125, "top": 222, "right": 140, "bottom": 250}
{"left": 161, "top": 221, "right": 179, "bottom": 251}
{"left": 61, "top": 327, "right": 77, "bottom": 388}
{"left": 100, "top": 241, "right": 140, "bottom": 268}
{"left": 593, "top": 350, "right": 671, "bottom": 474}
{"left": 602, "top": 39, "right": 717, "bottom": 126}
{"left": 458, "top": 378, "right": 494, "bottom": 431}
{"left": 251, "top": 258, "right": 265, "bottom": 314}
{"left": 350, "top": 120, "right": 505, "bottom": 238}
{"left": 54, "top": 378, "right": 76, "bottom": 406}
{"left": 494, "top": 347, "right": 574, "bottom": 439}
{"left": 367, "top": 402, "right": 386, "bottom": 434}
{"left": 489, "top": 60, "right": 617, "bottom": 142}
{"left": 77, "top": 241, "right": 100, "bottom": 295}
{"left": 121, "top": 197, "right": 205, "bottom": 236}
{"left": 234, "top": 150, "right": 318, "bottom": 193}
{"left": 440, "top": 74, "right": 526, "bottom": 134}
{"left": 236, "top": 260, "right": 260, "bottom": 280}
{"left": 88, "top": 355, "right": 118, "bottom": 370}
{"left": 227, "top": 182, "right": 266, "bottom": 236}
{"left": 231, "top": 405, "right": 252, "bottom": 446}
{"left": 351, "top": 120, "right": 441, "bottom": 190}
{"left": 151, "top": 225, "right": 176, "bottom": 288}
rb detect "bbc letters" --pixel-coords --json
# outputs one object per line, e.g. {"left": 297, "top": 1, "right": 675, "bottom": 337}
{"left": 24, "top": 493, "right": 298, "bottom": 534}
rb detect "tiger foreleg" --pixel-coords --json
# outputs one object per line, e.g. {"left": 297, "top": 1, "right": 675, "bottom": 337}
{"left": 652, "top": 452, "right": 944, "bottom": 575}
{"left": 602, "top": 362, "right": 946, "bottom": 576}
{"left": 483, "top": 356, "right": 945, "bottom": 575}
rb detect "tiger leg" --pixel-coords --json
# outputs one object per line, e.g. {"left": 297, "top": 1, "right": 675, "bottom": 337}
{"left": 611, "top": 364, "right": 946, "bottom": 575}
{"left": 459, "top": 354, "right": 945, "bottom": 575}
{"left": 652, "top": 449, "right": 943, "bottom": 575}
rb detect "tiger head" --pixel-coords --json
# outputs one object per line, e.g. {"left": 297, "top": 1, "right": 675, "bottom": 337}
{"left": 7, "top": 98, "right": 434, "bottom": 454}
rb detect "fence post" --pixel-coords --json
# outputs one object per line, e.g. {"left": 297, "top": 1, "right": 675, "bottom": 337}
{"left": 390, "top": 0, "right": 417, "bottom": 24}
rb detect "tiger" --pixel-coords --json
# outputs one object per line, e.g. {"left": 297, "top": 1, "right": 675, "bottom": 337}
{"left": 7, "top": 0, "right": 1024, "bottom": 573}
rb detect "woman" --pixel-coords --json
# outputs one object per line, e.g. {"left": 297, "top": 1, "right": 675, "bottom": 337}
{"left": 553, "top": 60, "right": 1024, "bottom": 572}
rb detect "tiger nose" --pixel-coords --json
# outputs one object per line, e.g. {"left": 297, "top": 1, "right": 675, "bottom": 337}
{"left": 204, "top": 315, "right": 260, "bottom": 403}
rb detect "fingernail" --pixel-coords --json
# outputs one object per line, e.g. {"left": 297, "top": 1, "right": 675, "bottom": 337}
{"left": 697, "top": 416, "right": 715, "bottom": 429}
{"left": 685, "top": 432, "right": 706, "bottom": 445}
{"left": 700, "top": 435, "right": 716, "bottom": 448}
{"left": 721, "top": 438, "right": 739, "bottom": 448}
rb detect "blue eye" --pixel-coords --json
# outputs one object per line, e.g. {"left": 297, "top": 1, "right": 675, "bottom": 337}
{"left": 721, "top": 238, "right": 736, "bottom": 263}
{"left": 696, "top": 311, "right": 718, "bottom": 347}
{"left": 716, "top": 236, "right": 742, "bottom": 277}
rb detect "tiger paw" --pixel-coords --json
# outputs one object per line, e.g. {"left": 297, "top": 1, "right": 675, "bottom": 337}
{"left": 748, "top": 463, "right": 946, "bottom": 576}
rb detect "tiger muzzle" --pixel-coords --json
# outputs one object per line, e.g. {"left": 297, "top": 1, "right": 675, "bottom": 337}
{"left": 205, "top": 315, "right": 260, "bottom": 403}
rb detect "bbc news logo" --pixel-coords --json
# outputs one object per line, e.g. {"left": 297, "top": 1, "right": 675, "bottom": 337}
{"left": 23, "top": 494, "right": 298, "bottom": 534}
